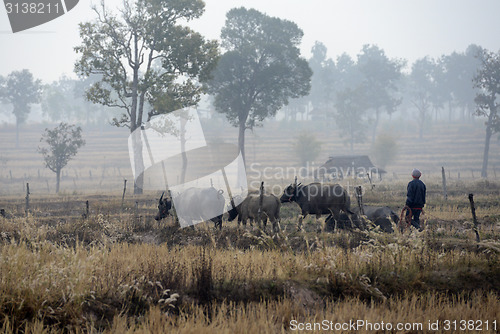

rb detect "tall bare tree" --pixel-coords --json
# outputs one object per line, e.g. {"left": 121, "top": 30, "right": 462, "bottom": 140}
{"left": 473, "top": 49, "right": 500, "bottom": 178}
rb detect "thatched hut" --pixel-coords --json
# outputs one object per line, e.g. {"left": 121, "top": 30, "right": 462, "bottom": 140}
{"left": 315, "top": 155, "right": 386, "bottom": 180}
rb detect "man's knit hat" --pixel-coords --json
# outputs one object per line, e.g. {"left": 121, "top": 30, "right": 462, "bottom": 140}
{"left": 412, "top": 169, "right": 421, "bottom": 178}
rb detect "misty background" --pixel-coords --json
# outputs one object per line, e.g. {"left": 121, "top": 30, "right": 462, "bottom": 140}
{"left": 1, "top": 0, "right": 500, "bottom": 195}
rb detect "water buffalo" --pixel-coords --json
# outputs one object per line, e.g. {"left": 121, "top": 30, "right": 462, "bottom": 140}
{"left": 227, "top": 194, "right": 281, "bottom": 232}
{"left": 155, "top": 192, "right": 172, "bottom": 221}
{"left": 328, "top": 205, "right": 398, "bottom": 233}
{"left": 154, "top": 187, "right": 225, "bottom": 229}
{"left": 358, "top": 206, "right": 398, "bottom": 233}
{"left": 280, "top": 182, "right": 356, "bottom": 230}
{"left": 173, "top": 187, "right": 225, "bottom": 229}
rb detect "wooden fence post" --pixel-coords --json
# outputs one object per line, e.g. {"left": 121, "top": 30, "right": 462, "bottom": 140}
{"left": 25, "top": 183, "right": 30, "bottom": 216}
{"left": 121, "top": 179, "right": 127, "bottom": 210}
{"left": 83, "top": 200, "right": 89, "bottom": 219}
{"left": 468, "top": 193, "right": 480, "bottom": 243}
{"left": 366, "top": 173, "right": 374, "bottom": 191}
{"left": 258, "top": 181, "right": 264, "bottom": 227}
{"left": 441, "top": 167, "right": 448, "bottom": 200}
{"left": 355, "top": 186, "right": 364, "bottom": 215}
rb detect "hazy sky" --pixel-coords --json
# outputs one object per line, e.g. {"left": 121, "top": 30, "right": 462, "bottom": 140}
{"left": 1, "top": 0, "right": 500, "bottom": 83}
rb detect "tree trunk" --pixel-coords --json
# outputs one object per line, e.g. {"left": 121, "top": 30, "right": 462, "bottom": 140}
{"left": 419, "top": 107, "right": 425, "bottom": 139}
{"left": 131, "top": 130, "right": 144, "bottom": 194}
{"left": 15, "top": 117, "right": 20, "bottom": 148}
{"left": 238, "top": 120, "right": 246, "bottom": 166}
{"left": 56, "top": 168, "right": 61, "bottom": 193}
{"left": 371, "top": 108, "right": 380, "bottom": 143}
{"left": 131, "top": 32, "right": 143, "bottom": 195}
{"left": 481, "top": 100, "right": 497, "bottom": 178}
{"left": 180, "top": 117, "right": 187, "bottom": 184}
{"left": 349, "top": 113, "right": 354, "bottom": 153}
{"left": 481, "top": 117, "right": 493, "bottom": 178}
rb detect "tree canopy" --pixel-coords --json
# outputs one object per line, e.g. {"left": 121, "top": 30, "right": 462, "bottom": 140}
{"left": 74, "top": 0, "right": 219, "bottom": 131}
{"left": 0, "top": 69, "right": 41, "bottom": 147}
{"left": 74, "top": 0, "right": 219, "bottom": 193}
{"left": 473, "top": 49, "right": 500, "bottom": 177}
{"left": 208, "top": 7, "right": 312, "bottom": 162}
{"left": 38, "top": 123, "right": 86, "bottom": 193}
{"left": 356, "top": 44, "right": 404, "bottom": 141}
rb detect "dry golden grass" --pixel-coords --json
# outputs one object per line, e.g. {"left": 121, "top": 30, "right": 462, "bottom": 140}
{"left": 0, "top": 206, "right": 498, "bottom": 333}
{"left": 1, "top": 120, "right": 500, "bottom": 332}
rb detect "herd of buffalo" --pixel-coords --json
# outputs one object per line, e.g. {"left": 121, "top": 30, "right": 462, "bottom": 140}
{"left": 155, "top": 182, "right": 400, "bottom": 233}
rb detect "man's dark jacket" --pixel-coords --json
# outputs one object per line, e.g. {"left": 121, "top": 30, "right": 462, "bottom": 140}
{"left": 406, "top": 178, "right": 426, "bottom": 208}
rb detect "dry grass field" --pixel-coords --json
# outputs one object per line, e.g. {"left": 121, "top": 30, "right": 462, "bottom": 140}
{"left": 0, "top": 119, "right": 499, "bottom": 333}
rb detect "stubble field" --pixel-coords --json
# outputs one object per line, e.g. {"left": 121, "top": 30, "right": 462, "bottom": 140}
{"left": 0, "top": 119, "right": 499, "bottom": 333}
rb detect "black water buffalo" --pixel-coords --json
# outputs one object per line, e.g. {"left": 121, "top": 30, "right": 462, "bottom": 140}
{"left": 227, "top": 194, "right": 281, "bottom": 232}
{"left": 357, "top": 206, "right": 398, "bottom": 233}
{"left": 280, "top": 182, "right": 356, "bottom": 229}
{"left": 173, "top": 187, "right": 225, "bottom": 229}
{"left": 328, "top": 205, "right": 398, "bottom": 233}
{"left": 155, "top": 187, "right": 225, "bottom": 229}
{"left": 155, "top": 192, "right": 172, "bottom": 221}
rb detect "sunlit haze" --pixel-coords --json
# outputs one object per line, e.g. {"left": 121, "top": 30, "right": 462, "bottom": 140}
{"left": 2, "top": 0, "right": 500, "bottom": 82}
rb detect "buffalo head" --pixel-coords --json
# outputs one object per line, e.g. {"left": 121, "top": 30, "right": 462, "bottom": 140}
{"left": 280, "top": 183, "right": 301, "bottom": 203}
{"left": 226, "top": 194, "right": 242, "bottom": 222}
{"left": 155, "top": 192, "right": 172, "bottom": 221}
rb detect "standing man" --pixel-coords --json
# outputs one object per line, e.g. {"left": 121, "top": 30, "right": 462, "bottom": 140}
{"left": 406, "top": 169, "right": 426, "bottom": 230}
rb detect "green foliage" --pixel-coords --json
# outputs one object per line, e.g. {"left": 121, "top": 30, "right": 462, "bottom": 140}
{"left": 292, "top": 133, "right": 322, "bottom": 167}
{"left": 307, "top": 41, "right": 337, "bottom": 119}
{"left": 38, "top": 123, "right": 85, "bottom": 193}
{"left": 474, "top": 50, "right": 500, "bottom": 132}
{"left": 0, "top": 69, "right": 41, "bottom": 124}
{"left": 41, "top": 76, "right": 76, "bottom": 122}
{"left": 41, "top": 76, "right": 118, "bottom": 124}
{"left": 0, "top": 70, "right": 42, "bottom": 147}
{"left": 357, "top": 44, "right": 404, "bottom": 116}
{"left": 441, "top": 44, "right": 483, "bottom": 116}
{"left": 473, "top": 48, "right": 500, "bottom": 177}
{"left": 208, "top": 7, "right": 312, "bottom": 160}
{"left": 406, "top": 56, "right": 446, "bottom": 139}
{"left": 74, "top": 0, "right": 219, "bottom": 131}
{"left": 335, "top": 85, "right": 371, "bottom": 152}
{"left": 372, "top": 133, "right": 398, "bottom": 169}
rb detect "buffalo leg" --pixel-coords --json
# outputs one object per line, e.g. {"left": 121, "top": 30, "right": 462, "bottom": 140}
{"left": 213, "top": 215, "right": 223, "bottom": 230}
{"left": 331, "top": 209, "right": 344, "bottom": 230}
{"left": 325, "top": 213, "right": 335, "bottom": 232}
{"left": 298, "top": 215, "right": 306, "bottom": 231}
{"left": 270, "top": 216, "right": 279, "bottom": 233}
